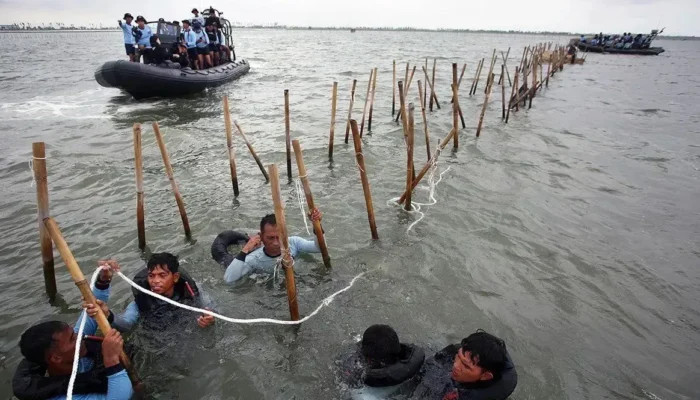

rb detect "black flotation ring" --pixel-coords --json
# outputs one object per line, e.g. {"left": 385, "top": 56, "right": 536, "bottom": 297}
{"left": 364, "top": 344, "right": 426, "bottom": 387}
{"left": 211, "top": 230, "right": 250, "bottom": 268}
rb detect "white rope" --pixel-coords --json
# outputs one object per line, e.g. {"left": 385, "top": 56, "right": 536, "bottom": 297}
{"left": 294, "top": 178, "right": 311, "bottom": 235}
{"left": 354, "top": 152, "right": 365, "bottom": 173}
{"left": 28, "top": 156, "right": 46, "bottom": 187}
{"left": 67, "top": 267, "right": 103, "bottom": 400}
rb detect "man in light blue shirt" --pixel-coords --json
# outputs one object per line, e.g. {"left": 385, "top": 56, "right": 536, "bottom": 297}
{"left": 224, "top": 209, "right": 324, "bottom": 283}
{"left": 117, "top": 13, "right": 135, "bottom": 62}
{"left": 134, "top": 15, "right": 153, "bottom": 64}
{"left": 180, "top": 20, "right": 198, "bottom": 69}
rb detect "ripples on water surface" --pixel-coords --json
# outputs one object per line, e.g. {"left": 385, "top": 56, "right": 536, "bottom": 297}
{"left": 0, "top": 30, "right": 699, "bottom": 399}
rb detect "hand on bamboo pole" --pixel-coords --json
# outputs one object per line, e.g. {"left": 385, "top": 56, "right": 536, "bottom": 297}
{"left": 132, "top": 124, "right": 146, "bottom": 250}
{"left": 223, "top": 96, "right": 240, "bottom": 197}
{"left": 152, "top": 122, "right": 191, "bottom": 237}
{"left": 344, "top": 79, "right": 358, "bottom": 144}
{"left": 284, "top": 90, "right": 292, "bottom": 181}
{"left": 32, "top": 142, "right": 57, "bottom": 299}
{"left": 268, "top": 164, "right": 300, "bottom": 321}
{"left": 233, "top": 120, "right": 270, "bottom": 182}
{"left": 292, "top": 140, "right": 331, "bottom": 268}
{"left": 349, "top": 120, "right": 379, "bottom": 240}
{"left": 328, "top": 82, "right": 338, "bottom": 159}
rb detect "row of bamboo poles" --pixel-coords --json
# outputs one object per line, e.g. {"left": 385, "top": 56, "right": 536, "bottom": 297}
{"left": 32, "top": 41, "right": 578, "bottom": 334}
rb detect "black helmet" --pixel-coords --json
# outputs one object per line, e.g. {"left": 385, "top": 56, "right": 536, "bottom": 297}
{"left": 135, "top": 15, "right": 146, "bottom": 23}
{"left": 124, "top": 13, "right": 133, "bottom": 20}
{"left": 191, "top": 8, "right": 198, "bottom": 13}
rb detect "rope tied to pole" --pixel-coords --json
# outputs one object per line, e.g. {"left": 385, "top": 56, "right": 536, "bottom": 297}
{"left": 294, "top": 178, "right": 311, "bottom": 235}
{"left": 354, "top": 152, "right": 365, "bottom": 173}
{"left": 28, "top": 156, "right": 47, "bottom": 187}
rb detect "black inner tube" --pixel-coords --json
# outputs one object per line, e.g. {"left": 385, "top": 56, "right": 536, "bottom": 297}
{"left": 211, "top": 230, "right": 250, "bottom": 268}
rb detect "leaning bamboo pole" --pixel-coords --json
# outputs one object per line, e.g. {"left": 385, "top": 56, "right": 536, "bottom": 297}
{"left": 367, "top": 67, "right": 378, "bottom": 132}
{"left": 360, "top": 69, "right": 374, "bottom": 137}
{"left": 429, "top": 59, "right": 438, "bottom": 110}
{"left": 350, "top": 120, "right": 379, "bottom": 240}
{"left": 284, "top": 90, "right": 292, "bottom": 180}
{"left": 292, "top": 140, "right": 331, "bottom": 268}
{"left": 469, "top": 58, "right": 482, "bottom": 96}
{"left": 328, "top": 81, "right": 338, "bottom": 159}
{"left": 422, "top": 66, "right": 441, "bottom": 111}
{"left": 476, "top": 73, "right": 495, "bottom": 138}
{"left": 398, "top": 81, "right": 409, "bottom": 138}
{"left": 472, "top": 58, "right": 485, "bottom": 95}
{"left": 501, "top": 64, "right": 506, "bottom": 119}
{"left": 405, "top": 104, "right": 415, "bottom": 211}
{"left": 452, "top": 63, "right": 459, "bottom": 148}
{"left": 484, "top": 49, "right": 497, "bottom": 94}
{"left": 132, "top": 125, "right": 146, "bottom": 250}
{"left": 268, "top": 164, "right": 300, "bottom": 321}
{"left": 395, "top": 66, "right": 417, "bottom": 122}
{"left": 43, "top": 217, "right": 140, "bottom": 385}
{"left": 233, "top": 121, "right": 270, "bottom": 182}
{"left": 344, "top": 79, "right": 358, "bottom": 144}
{"left": 392, "top": 60, "right": 396, "bottom": 117}
{"left": 505, "top": 66, "right": 519, "bottom": 124}
{"left": 32, "top": 142, "right": 56, "bottom": 299}
{"left": 452, "top": 63, "right": 467, "bottom": 103}
{"left": 417, "top": 80, "right": 431, "bottom": 161}
{"left": 398, "top": 128, "right": 456, "bottom": 204}
{"left": 152, "top": 122, "right": 191, "bottom": 237}
{"left": 223, "top": 96, "right": 240, "bottom": 197}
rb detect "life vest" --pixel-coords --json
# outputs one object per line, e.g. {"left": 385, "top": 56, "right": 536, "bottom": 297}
{"left": 131, "top": 267, "right": 202, "bottom": 330}
{"left": 12, "top": 340, "right": 107, "bottom": 400}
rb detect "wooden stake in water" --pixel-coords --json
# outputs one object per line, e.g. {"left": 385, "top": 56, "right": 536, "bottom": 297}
{"left": 429, "top": 59, "right": 438, "bottom": 111}
{"left": 395, "top": 66, "right": 417, "bottom": 122}
{"left": 469, "top": 58, "right": 481, "bottom": 96}
{"left": 472, "top": 58, "right": 485, "bottom": 95}
{"left": 392, "top": 60, "right": 396, "bottom": 117}
{"left": 501, "top": 64, "right": 506, "bottom": 119}
{"left": 152, "top": 122, "right": 191, "bottom": 237}
{"left": 499, "top": 47, "right": 511, "bottom": 85}
{"left": 417, "top": 80, "right": 431, "bottom": 161}
{"left": 452, "top": 63, "right": 467, "bottom": 103}
{"left": 32, "top": 142, "right": 56, "bottom": 299}
{"left": 43, "top": 217, "right": 140, "bottom": 385}
{"left": 233, "top": 121, "right": 270, "bottom": 182}
{"left": 267, "top": 164, "right": 300, "bottom": 321}
{"left": 546, "top": 57, "right": 551, "bottom": 87}
{"left": 422, "top": 65, "right": 441, "bottom": 111}
{"left": 291, "top": 140, "right": 331, "bottom": 268}
{"left": 350, "top": 120, "right": 379, "bottom": 240}
{"left": 328, "top": 81, "right": 338, "bottom": 159}
{"left": 452, "top": 63, "right": 459, "bottom": 148}
{"left": 424, "top": 58, "right": 429, "bottom": 107}
{"left": 360, "top": 69, "right": 373, "bottom": 137}
{"left": 284, "top": 89, "right": 292, "bottom": 180}
{"left": 398, "top": 128, "right": 456, "bottom": 204}
{"left": 485, "top": 49, "right": 497, "bottom": 94}
{"left": 367, "top": 67, "right": 378, "bottom": 132}
{"left": 476, "top": 73, "right": 495, "bottom": 138}
{"left": 344, "top": 79, "right": 358, "bottom": 144}
{"left": 405, "top": 103, "right": 415, "bottom": 211}
{"left": 132, "top": 124, "right": 146, "bottom": 250}
{"left": 223, "top": 96, "right": 240, "bottom": 197}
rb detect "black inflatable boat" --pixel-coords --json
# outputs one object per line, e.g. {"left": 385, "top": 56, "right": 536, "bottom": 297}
{"left": 94, "top": 59, "right": 250, "bottom": 99}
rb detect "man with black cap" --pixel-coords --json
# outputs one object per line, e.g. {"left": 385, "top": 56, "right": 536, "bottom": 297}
{"left": 181, "top": 19, "right": 198, "bottom": 69}
{"left": 191, "top": 8, "right": 205, "bottom": 26}
{"left": 134, "top": 15, "right": 153, "bottom": 64}
{"left": 118, "top": 13, "right": 136, "bottom": 62}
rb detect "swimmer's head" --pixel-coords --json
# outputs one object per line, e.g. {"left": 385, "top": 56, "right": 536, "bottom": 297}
{"left": 146, "top": 252, "right": 180, "bottom": 297}
{"left": 260, "top": 214, "right": 281, "bottom": 256}
{"left": 361, "top": 324, "right": 401, "bottom": 367}
{"left": 451, "top": 330, "right": 507, "bottom": 383}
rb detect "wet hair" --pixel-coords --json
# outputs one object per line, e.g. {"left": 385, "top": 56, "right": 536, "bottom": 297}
{"left": 460, "top": 330, "right": 508, "bottom": 380}
{"left": 260, "top": 214, "right": 276, "bottom": 233}
{"left": 147, "top": 252, "right": 179, "bottom": 274}
{"left": 361, "top": 324, "right": 401, "bottom": 364}
{"left": 19, "top": 321, "right": 69, "bottom": 365}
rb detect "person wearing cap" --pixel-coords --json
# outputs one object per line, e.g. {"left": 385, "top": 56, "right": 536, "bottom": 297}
{"left": 118, "top": 13, "right": 136, "bottom": 62}
{"left": 191, "top": 8, "right": 205, "bottom": 26}
{"left": 134, "top": 15, "right": 153, "bottom": 64}
{"left": 181, "top": 20, "right": 198, "bottom": 69}
{"left": 204, "top": 7, "right": 220, "bottom": 28}
{"left": 193, "top": 21, "right": 211, "bottom": 69}
{"left": 205, "top": 23, "right": 220, "bottom": 66}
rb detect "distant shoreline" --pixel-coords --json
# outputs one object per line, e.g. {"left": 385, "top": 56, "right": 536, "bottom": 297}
{"left": 0, "top": 26, "right": 696, "bottom": 39}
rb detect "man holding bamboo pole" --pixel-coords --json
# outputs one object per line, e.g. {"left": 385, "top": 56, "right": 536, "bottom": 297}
{"left": 223, "top": 209, "right": 325, "bottom": 283}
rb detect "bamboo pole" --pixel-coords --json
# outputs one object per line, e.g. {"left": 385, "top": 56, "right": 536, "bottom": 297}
{"left": 506, "top": 67, "right": 519, "bottom": 125}
{"left": 539, "top": 54, "right": 544, "bottom": 89}
{"left": 417, "top": 80, "right": 431, "bottom": 161}
{"left": 284, "top": 89, "right": 292, "bottom": 180}
{"left": 423, "top": 58, "right": 428, "bottom": 107}
{"left": 429, "top": 59, "right": 438, "bottom": 111}
{"left": 152, "top": 122, "right": 191, "bottom": 237}
{"left": 404, "top": 62, "right": 409, "bottom": 93}
{"left": 405, "top": 103, "right": 415, "bottom": 211}
{"left": 367, "top": 67, "right": 378, "bottom": 132}
{"left": 469, "top": 58, "right": 481, "bottom": 96}
{"left": 233, "top": 121, "right": 270, "bottom": 181}
{"left": 422, "top": 66, "right": 441, "bottom": 110}
{"left": 291, "top": 140, "right": 331, "bottom": 268}
{"left": 472, "top": 58, "right": 485, "bottom": 95}
{"left": 452, "top": 63, "right": 459, "bottom": 148}
{"left": 32, "top": 142, "right": 56, "bottom": 299}
{"left": 132, "top": 125, "right": 146, "bottom": 250}
{"left": 529, "top": 55, "right": 537, "bottom": 109}
{"left": 519, "top": 46, "right": 528, "bottom": 72}
{"left": 398, "top": 128, "right": 456, "bottom": 204}
{"left": 328, "top": 81, "right": 338, "bottom": 159}
{"left": 267, "top": 164, "right": 300, "bottom": 321}
{"left": 360, "top": 69, "right": 373, "bottom": 137}
{"left": 476, "top": 73, "right": 494, "bottom": 138}
{"left": 43, "top": 217, "right": 139, "bottom": 385}
{"left": 499, "top": 47, "right": 511, "bottom": 85}
{"left": 344, "top": 79, "right": 358, "bottom": 144}
{"left": 501, "top": 64, "right": 506, "bottom": 119}
{"left": 392, "top": 60, "right": 396, "bottom": 117}
{"left": 350, "top": 120, "right": 378, "bottom": 240}
{"left": 546, "top": 57, "right": 551, "bottom": 87}
{"left": 452, "top": 63, "right": 467, "bottom": 103}
{"left": 485, "top": 49, "right": 497, "bottom": 94}
{"left": 395, "top": 66, "right": 417, "bottom": 122}
{"left": 223, "top": 96, "right": 240, "bottom": 197}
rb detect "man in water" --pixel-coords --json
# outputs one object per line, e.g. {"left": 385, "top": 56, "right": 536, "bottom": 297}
{"left": 223, "top": 209, "right": 323, "bottom": 283}
{"left": 410, "top": 330, "right": 517, "bottom": 400}
{"left": 134, "top": 15, "right": 152, "bottom": 64}
{"left": 338, "top": 325, "right": 425, "bottom": 398}
{"left": 12, "top": 261, "right": 133, "bottom": 400}
{"left": 191, "top": 8, "right": 205, "bottom": 26}
{"left": 117, "top": 13, "right": 135, "bottom": 62}
{"left": 84, "top": 253, "right": 215, "bottom": 331}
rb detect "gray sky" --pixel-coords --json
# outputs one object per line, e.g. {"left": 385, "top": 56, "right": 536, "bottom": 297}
{"left": 1, "top": 0, "right": 698, "bottom": 35}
